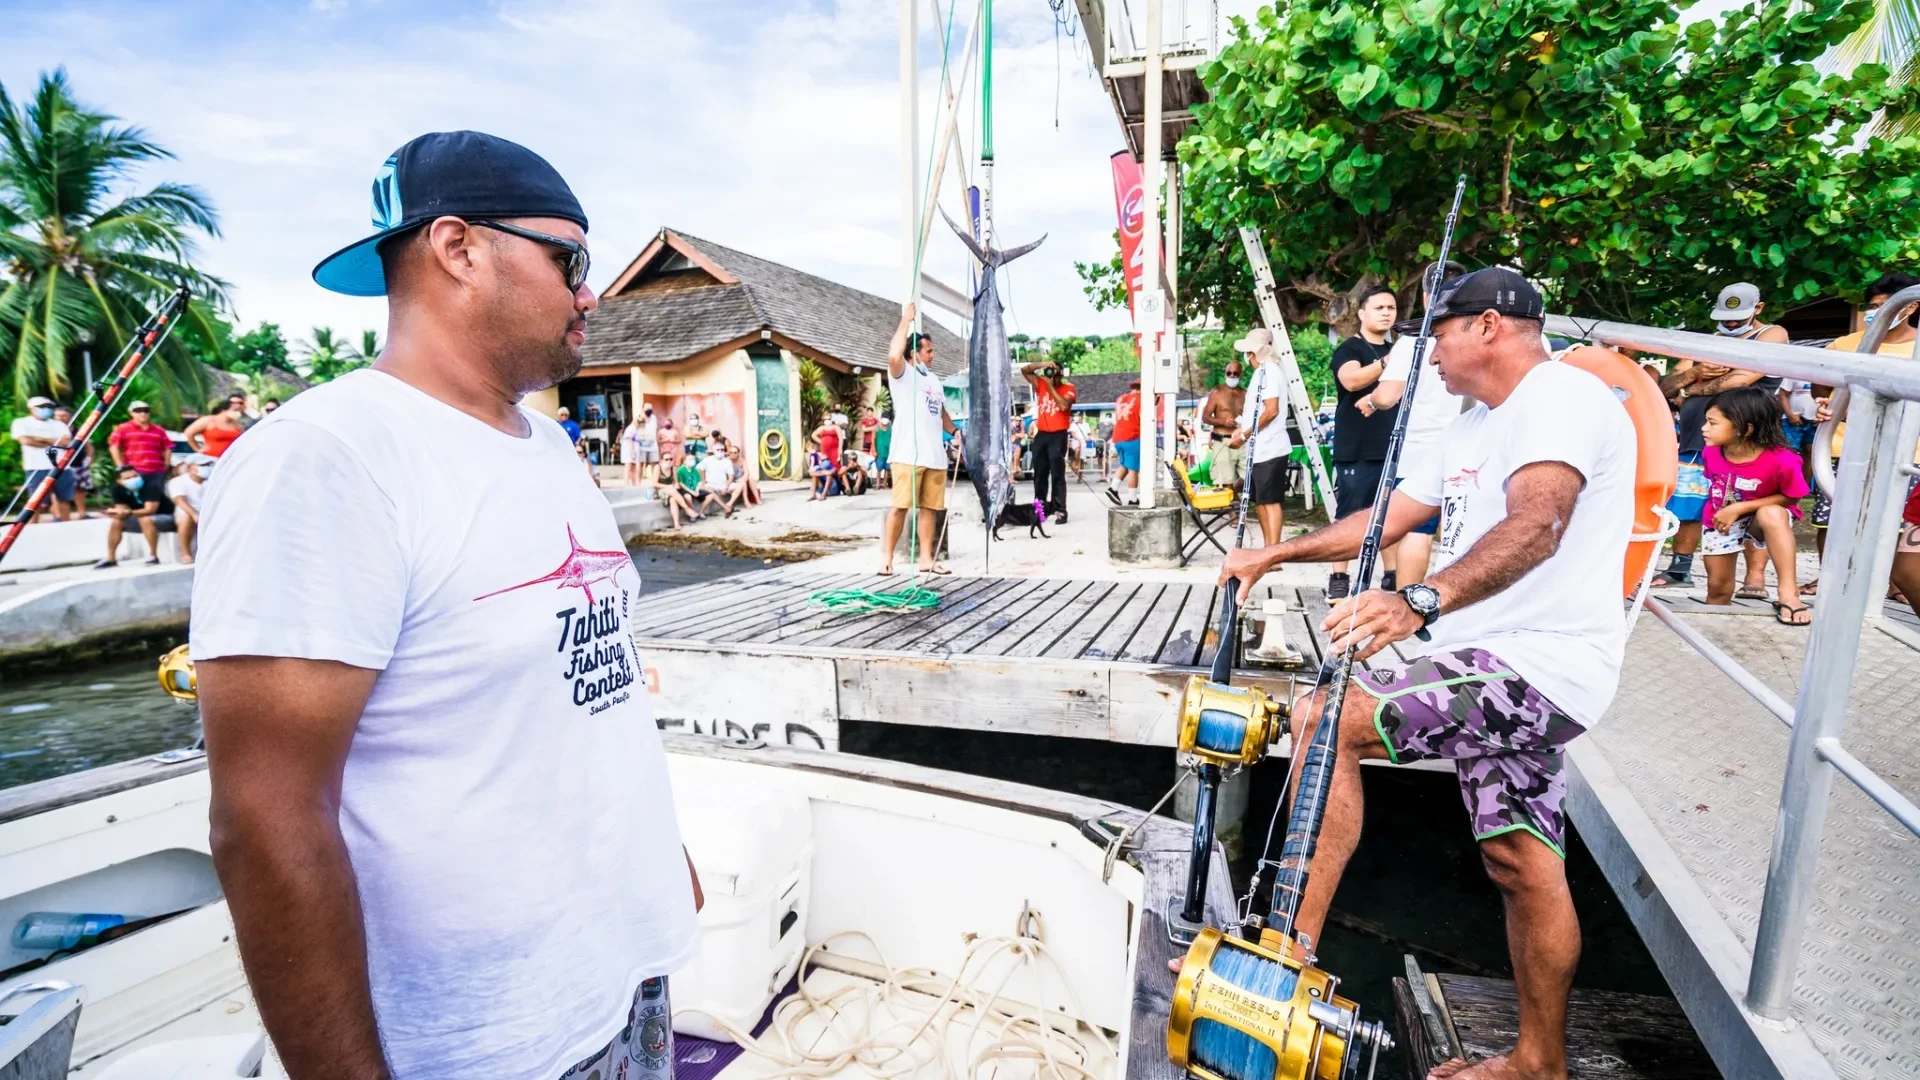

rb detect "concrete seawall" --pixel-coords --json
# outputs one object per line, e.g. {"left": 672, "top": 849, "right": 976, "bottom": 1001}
{"left": 0, "top": 566, "right": 194, "bottom": 665}
{"left": 0, "top": 488, "right": 672, "bottom": 667}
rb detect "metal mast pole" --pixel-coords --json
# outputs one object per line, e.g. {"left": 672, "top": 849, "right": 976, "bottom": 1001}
{"left": 979, "top": 0, "right": 995, "bottom": 248}
{"left": 1138, "top": 0, "right": 1163, "bottom": 503}
{"left": 1164, "top": 160, "right": 1181, "bottom": 470}
{"left": 900, "top": 0, "right": 921, "bottom": 317}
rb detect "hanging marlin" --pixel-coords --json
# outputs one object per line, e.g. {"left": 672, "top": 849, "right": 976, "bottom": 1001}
{"left": 939, "top": 208, "right": 1044, "bottom": 531}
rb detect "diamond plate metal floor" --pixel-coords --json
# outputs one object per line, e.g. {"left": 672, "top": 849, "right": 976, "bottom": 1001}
{"left": 1594, "top": 612, "right": 1920, "bottom": 1079}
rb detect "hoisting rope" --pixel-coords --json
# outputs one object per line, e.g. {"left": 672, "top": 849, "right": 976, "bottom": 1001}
{"left": 807, "top": 0, "right": 970, "bottom": 614}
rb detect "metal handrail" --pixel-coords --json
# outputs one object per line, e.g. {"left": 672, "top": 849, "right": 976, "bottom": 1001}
{"left": 1549, "top": 290, "right": 1920, "bottom": 1022}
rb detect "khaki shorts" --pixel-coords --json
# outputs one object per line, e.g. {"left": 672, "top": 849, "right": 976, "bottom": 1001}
{"left": 1209, "top": 437, "right": 1246, "bottom": 485}
{"left": 891, "top": 464, "right": 947, "bottom": 511}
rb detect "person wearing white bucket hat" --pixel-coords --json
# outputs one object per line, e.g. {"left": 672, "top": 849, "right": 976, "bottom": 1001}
{"left": 1227, "top": 326, "right": 1292, "bottom": 544}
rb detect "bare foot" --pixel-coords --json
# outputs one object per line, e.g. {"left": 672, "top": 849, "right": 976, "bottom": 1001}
{"left": 1427, "top": 1053, "right": 1562, "bottom": 1080}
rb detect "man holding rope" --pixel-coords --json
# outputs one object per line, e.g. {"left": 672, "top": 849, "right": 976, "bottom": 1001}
{"left": 1220, "top": 269, "right": 1636, "bottom": 1080}
{"left": 882, "top": 303, "right": 959, "bottom": 575}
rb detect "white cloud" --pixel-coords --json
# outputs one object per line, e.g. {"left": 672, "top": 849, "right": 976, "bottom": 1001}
{"left": 3, "top": 0, "right": 1272, "bottom": 347}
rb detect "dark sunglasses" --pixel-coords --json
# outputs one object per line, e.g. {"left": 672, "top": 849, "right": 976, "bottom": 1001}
{"left": 466, "top": 219, "right": 591, "bottom": 291}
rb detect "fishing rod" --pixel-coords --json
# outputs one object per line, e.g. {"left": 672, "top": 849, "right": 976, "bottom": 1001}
{"left": 1168, "top": 178, "right": 1466, "bottom": 1080}
{"left": 1266, "top": 175, "right": 1467, "bottom": 946}
{"left": 1168, "top": 361, "right": 1288, "bottom": 942}
{"left": 0, "top": 285, "right": 192, "bottom": 569}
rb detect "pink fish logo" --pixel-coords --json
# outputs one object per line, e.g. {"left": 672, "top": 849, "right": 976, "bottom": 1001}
{"left": 1448, "top": 465, "right": 1483, "bottom": 489}
{"left": 475, "top": 525, "right": 633, "bottom": 604}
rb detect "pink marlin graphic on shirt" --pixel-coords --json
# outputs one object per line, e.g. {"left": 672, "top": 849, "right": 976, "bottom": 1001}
{"left": 474, "top": 524, "right": 634, "bottom": 604}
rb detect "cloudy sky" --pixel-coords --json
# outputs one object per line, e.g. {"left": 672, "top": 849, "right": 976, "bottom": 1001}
{"left": 2, "top": 0, "right": 1276, "bottom": 349}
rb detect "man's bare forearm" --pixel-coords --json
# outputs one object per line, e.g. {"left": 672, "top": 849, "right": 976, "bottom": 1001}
{"left": 1426, "top": 511, "right": 1562, "bottom": 616}
{"left": 212, "top": 805, "right": 390, "bottom": 1078}
{"left": 1690, "top": 369, "right": 1762, "bottom": 396}
{"left": 1250, "top": 511, "right": 1372, "bottom": 574}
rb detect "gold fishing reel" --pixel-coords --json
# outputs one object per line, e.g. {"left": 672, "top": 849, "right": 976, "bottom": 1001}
{"left": 1169, "top": 927, "right": 1392, "bottom": 1080}
{"left": 1178, "top": 676, "right": 1289, "bottom": 768}
{"left": 157, "top": 644, "right": 198, "bottom": 702}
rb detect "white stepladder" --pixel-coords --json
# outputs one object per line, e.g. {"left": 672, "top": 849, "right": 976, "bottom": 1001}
{"left": 1237, "top": 226, "right": 1337, "bottom": 514}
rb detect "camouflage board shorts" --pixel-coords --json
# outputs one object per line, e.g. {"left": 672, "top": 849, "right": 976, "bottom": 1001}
{"left": 1355, "top": 648, "right": 1587, "bottom": 858}
{"left": 557, "top": 976, "right": 674, "bottom": 1080}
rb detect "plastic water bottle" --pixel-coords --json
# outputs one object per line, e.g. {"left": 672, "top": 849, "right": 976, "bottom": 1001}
{"left": 11, "top": 911, "right": 126, "bottom": 951}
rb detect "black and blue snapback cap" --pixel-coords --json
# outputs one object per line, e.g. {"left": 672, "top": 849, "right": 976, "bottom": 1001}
{"left": 313, "top": 130, "right": 588, "bottom": 297}
{"left": 1392, "top": 266, "right": 1543, "bottom": 336}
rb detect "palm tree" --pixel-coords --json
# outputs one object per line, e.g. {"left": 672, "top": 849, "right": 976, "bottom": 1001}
{"left": 1831, "top": 0, "right": 1920, "bottom": 135}
{"left": 349, "top": 328, "right": 380, "bottom": 364}
{"left": 300, "top": 326, "right": 367, "bottom": 383}
{"left": 0, "top": 69, "right": 224, "bottom": 409}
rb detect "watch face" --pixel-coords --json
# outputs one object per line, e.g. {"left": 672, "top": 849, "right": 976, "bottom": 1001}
{"left": 1405, "top": 586, "right": 1440, "bottom": 618}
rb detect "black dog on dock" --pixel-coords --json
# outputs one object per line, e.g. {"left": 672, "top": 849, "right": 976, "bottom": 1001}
{"left": 993, "top": 500, "right": 1051, "bottom": 540}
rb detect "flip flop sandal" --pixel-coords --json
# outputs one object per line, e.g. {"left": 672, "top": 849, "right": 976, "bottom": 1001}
{"left": 1651, "top": 573, "right": 1692, "bottom": 588}
{"left": 922, "top": 563, "right": 953, "bottom": 575}
{"left": 879, "top": 565, "right": 896, "bottom": 577}
{"left": 1800, "top": 579, "right": 1819, "bottom": 595}
{"left": 1773, "top": 602, "right": 1813, "bottom": 626}
{"left": 1736, "top": 585, "right": 1769, "bottom": 600}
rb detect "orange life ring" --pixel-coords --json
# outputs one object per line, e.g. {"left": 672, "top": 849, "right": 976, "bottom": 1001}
{"left": 1556, "top": 345, "right": 1678, "bottom": 598}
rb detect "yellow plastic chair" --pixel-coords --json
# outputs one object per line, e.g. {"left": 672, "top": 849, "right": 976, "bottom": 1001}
{"left": 1166, "top": 462, "right": 1236, "bottom": 566}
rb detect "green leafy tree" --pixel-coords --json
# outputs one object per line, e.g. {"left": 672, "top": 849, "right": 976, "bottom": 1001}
{"left": 1047, "top": 335, "right": 1090, "bottom": 371}
{"left": 228, "top": 322, "right": 288, "bottom": 376}
{"left": 1075, "top": 231, "right": 1129, "bottom": 312}
{"left": 1171, "top": 0, "right": 1920, "bottom": 331}
{"left": 0, "top": 69, "right": 223, "bottom": 412}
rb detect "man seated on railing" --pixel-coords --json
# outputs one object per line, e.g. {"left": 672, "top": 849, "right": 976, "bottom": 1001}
{"left": 1222, "top": 268, "right": 1636, "bottom": 1080}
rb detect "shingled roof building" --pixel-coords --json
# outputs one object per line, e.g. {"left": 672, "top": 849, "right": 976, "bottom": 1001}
{"left": 545, "top": 229, "right": 966, "bottom": 479}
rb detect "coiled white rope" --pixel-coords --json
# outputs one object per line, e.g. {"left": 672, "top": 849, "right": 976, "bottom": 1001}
{"left": 676, "top": 921, "right": 1116, "bottom": 1080}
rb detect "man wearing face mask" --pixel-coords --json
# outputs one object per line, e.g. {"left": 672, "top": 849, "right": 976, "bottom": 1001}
{"left": 1200, "top": 356, "right": 1248, "bottom": 493}
{"left": 12, "top": 395, "right": 76, "bottom": 521}
{"left": 1652, "top": 283, "right": 1786, "bottom": 588}
{"left": 97, "top": 464, "right": 173, "bottom": 566}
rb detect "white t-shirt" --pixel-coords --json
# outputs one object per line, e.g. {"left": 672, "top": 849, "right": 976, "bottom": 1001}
{"left": 1397, "top": 360, "right": 1636, "bottom": 727}
{"left": 699, "top": 454, "right": 733, "bottom": 489}
{"left": 10, "top": 415, "right": 70, "bottom": 471}
{"left": 888, "top": 361, "right": 948, "bottom": 470}
{"left": 1237, "top": 360, "right": 1293, "bottom": 463}
{"left": 1781, "top": 379, "right": 1817, "bottom": 420}
{"left": 1382, "top": 335, "right": 1467, "bottom": 480}
{"left": 189, "top": 370, "right": 697, "bottom": 1080}
{"left": 164, "top": 473, "right": 202, "bottom": 512}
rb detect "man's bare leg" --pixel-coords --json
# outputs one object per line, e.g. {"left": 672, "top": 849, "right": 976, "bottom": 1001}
{"left": 138, "top": 515, "right": 160, "bottom": 559}
{"left": 915, "top": 507, "right": 938, "bottom": 569}
{"left": 1399, "top": 533, "right": 1434, "bottom": 585}
{"left": 1255, "top": 503, "right": 1284, "bottom": 550}
{"left": 881, "top": 507, "right": 907, "bottom": 571}
{"left": 1274, "top": 682, "right": 1390, "bottom": 945}
{"left": 1429, "top": 831, "right": 1577, "bottom": 1080}
{"left": 177, "top": 510, "right": 197, "bottom": 564}
{"left": 1892, "top": 549, "right": 1920, "bottom": 619}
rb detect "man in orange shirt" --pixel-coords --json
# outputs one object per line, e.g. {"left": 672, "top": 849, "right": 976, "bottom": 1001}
{"left": 1104, "top": 379, "right": 1143, "bottom": 507}
{"left": 1022, "top": 360, "right": 1078, "bottom": 521}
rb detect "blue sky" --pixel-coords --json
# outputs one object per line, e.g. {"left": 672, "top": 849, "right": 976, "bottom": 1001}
{"left": 3, "top": 0, "right": 1263, "bottom": 349}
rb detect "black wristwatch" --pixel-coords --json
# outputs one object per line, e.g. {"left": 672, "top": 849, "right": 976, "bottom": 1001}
{"left": 1401, "top": 583, "right": 1441, "bottom": 640}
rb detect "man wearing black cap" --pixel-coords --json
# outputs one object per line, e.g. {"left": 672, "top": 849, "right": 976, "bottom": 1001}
{"left": 190, "top": 132, "right": 700, "bottom": 1080}
{"left": 1221, "top": 268, "right": 1636, "bottom": 1080}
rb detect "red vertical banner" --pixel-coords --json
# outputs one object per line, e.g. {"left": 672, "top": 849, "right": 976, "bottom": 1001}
{"left": 1109, "top": 151, "right": 1148, "bottom": 323}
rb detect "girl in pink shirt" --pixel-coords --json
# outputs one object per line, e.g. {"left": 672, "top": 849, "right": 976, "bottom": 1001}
{"left": 1699, "top": 387, "right": 1811, "bottom": 624}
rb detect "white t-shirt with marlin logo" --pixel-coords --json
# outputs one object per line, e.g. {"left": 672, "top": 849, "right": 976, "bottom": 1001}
{"left": 190, "top": 369, "right": 697, "bottom": 1080}
{"left": 1395, "top": 360, "right": 1636, "bottom": 727}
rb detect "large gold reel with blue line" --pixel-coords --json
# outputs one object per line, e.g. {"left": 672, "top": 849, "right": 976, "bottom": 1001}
{"left": 1169, "top": 926, "right": 1389, "bottom": 1080}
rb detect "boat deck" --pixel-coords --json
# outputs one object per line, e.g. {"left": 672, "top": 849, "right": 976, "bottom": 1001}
{"left": 632, "top": 567, "right": 1333, "bottom": 750}
{"left": 1569, "top": 602, "right": 1920, "bottom": 1080}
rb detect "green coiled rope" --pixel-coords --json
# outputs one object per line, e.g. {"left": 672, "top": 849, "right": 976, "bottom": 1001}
{"left": 808, "top": 584, "right": 942, "bottom": 614}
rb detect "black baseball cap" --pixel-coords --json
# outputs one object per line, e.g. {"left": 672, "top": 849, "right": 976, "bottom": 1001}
{"left": 313, "top": 130, "right": 588, "bottom": 297}
{"left": 1394, "top": 266, "right": 1543, "bottom": 335}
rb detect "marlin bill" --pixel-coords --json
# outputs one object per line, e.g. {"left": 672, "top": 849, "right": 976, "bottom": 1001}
{"left": 940, "top": 210, "right": 1044, "bottom": 530}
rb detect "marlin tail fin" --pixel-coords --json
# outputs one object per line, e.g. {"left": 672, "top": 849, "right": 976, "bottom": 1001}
{"left": 937, "top": 206, "right": 1047, "bottom": 268}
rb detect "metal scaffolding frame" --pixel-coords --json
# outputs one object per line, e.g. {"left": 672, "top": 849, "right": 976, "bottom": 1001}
{"left": 1547, "top": 293, "right": 1920, "bottom": 1022}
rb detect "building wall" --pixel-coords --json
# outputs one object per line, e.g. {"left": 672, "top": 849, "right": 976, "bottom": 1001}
{"left": 614, "top": 351, "right": 761, "bottom": 481}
